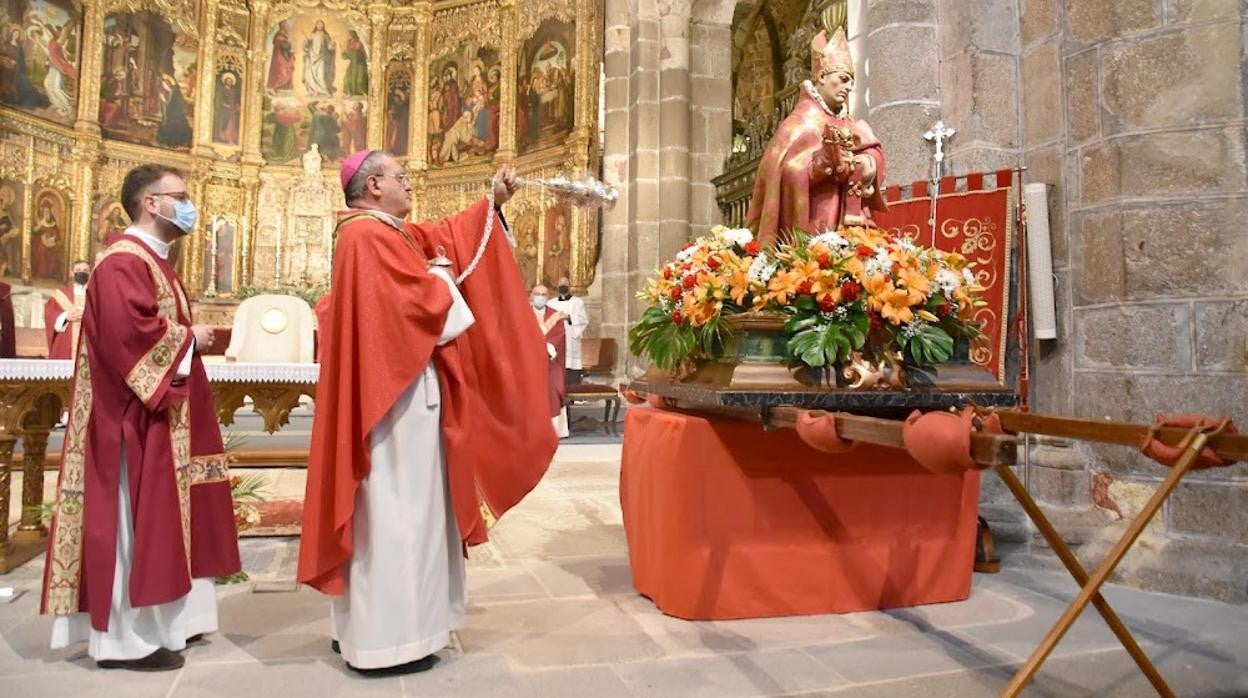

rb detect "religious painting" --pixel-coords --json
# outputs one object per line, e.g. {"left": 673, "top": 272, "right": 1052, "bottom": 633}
{"left": 92, "top": 196, "right": 128, "bottom": 260}
{"left": 384, "top": 65, "right": 411, "bottom": 157}
{"left": 0, "top": 180, "right": 23, "bottom": 279}
{"left": 517, "top": 19, "right": 575, "bottom": 154}
{"left": 203, "top": 215, "right": 235, "bottom": 294}
{"left": 512, "top": 210, "right": 540, "bottom": 288}
{"left": 261, "top": 15, "right": 370, "bottom": 165}
{"left": 0, "top": 0, "right": 81, "bottom": 125}
{"left": 212, "top": 67, "right": 242, "bottom": 145}
{"left": 30, "top": 187, "right": 67, "bottom": 283}
{"left": 98, "top": 12, "right": 198, "bottom": 150}
{"left": 541, "top": 202, "right": 572, "bottom": 287}
{"left": 427, "top": 44, "right": 501, "bottom": 167}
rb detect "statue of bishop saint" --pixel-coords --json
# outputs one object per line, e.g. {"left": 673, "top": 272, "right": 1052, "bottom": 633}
{"left": 745, "top": 28, "right": 888, "bottom": 245}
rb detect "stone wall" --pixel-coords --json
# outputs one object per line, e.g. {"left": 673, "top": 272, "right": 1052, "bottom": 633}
{"left": 1018, "top": 0, "right": 1248, "bottom": 600}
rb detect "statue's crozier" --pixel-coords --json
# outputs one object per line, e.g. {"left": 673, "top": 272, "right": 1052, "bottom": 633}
{"left": 744, "top": 28, "right": 887, "bottom": 244}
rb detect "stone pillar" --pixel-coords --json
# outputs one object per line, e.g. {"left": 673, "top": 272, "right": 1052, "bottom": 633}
{"left": 864, "top": 0, "right": 942, "bottom": 185}
{"left": 689, "top": 1, "right": 733, "bottom": 238}
{"left": 936, "top": 0, "right": 1022, "bottom": 175}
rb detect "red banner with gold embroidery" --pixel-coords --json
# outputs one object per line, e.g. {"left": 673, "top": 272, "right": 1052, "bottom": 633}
{"left": 874, "top": 182, "right": 1014, "bottom": 381}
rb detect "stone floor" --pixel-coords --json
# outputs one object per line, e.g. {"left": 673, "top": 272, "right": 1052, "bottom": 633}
{"left": 2, "top": 443, "right": 1246, "bottom": 697}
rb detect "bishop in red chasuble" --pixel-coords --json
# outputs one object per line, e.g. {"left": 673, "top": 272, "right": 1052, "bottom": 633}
{"left": 298, "top": 151, "right": 556, "bottom": 675}
{"left": 41, "top": 165, "right": 240, "bottom": 672}
{"left": 745, "top": 28, "right": 887, "bottom": 245}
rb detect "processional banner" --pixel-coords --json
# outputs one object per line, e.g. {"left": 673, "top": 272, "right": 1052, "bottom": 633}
{"left": 874, "top": 172, "right": 1016, "bottom": 381}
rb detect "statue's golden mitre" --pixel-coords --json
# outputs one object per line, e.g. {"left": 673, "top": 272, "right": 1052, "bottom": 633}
{"left": 811, "top": 28, "right": 854, "bottom": 78}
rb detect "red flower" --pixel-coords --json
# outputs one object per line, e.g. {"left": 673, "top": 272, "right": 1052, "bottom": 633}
{"left": 662, "top": 267, "right": 672, "bottom": 280}
{"left": 936, "top": 301, "right": 951, "bottom": 317}
{"left": 744, "top": 241, "right": 762, "bottom": 256}
{"left": 669, "top": 286, "right": 682, "bottom": 300}
{"left": 682, "top": 274, "right": 697, "bottom": 289}
{"left": 819, "top": 297, "right": 838, "bottom": 313}
{"left": 855, "top": 245, "right": 874, "bottom": 259}
{"left": 797, "top": 280, "right": 813, "bottom": 296}
{"left": 817, "top": 252, "right": 832, "bottom": 269}
{"left": 671, "top": 311, "right": 684, "bottom": 325}
{"left": 707, "top": 256, "right": 721, "bottom": 270}
{"left": 682, "top": 242, "right": 695, "bottom": 251}
{"left": 840, "top": 280, "right": 862, "bottom": 302}
{"left": 869, "top": 313, "right": 883, "bottom": 331}
{"left": 891, "top": 262, "right": 901, "bottom": 276}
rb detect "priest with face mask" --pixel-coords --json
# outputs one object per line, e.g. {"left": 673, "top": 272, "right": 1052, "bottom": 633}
{"left": 41, "top": 164, "right": 241, "bottom": 671}
{"left": 44, "top": 259, "right": 92, "bottom": 359}
{"left": 532, "top": 284, "right": 568, "bottom": 438}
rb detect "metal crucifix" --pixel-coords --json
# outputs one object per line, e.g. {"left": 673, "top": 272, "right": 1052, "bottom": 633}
{"left": 923, "top": 120, "right": 956, "bottom": 245}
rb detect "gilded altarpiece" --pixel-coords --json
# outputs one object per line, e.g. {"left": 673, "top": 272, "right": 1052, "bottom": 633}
{"left": 0, "top": 0, "right": 602, "bottom": 309}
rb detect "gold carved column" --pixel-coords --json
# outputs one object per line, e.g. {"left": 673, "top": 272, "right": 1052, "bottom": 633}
{"left": 242, "top": 0, "right": 271, "bottom": 166}
{"left": 367, "top": 4, "right": 392, "bottom": 149}
{"left": 193, "top": 0, "right": 221, "bottom": 156}
{"left": 408, "top": 1, "right": 433, "bottom": 173}
{"left": 496, "top": 0, "right": 518, "bottom": 161}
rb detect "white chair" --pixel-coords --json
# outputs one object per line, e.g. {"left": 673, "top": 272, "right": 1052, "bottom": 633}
{"left": 225, "top": 294, "right": 315, "bottom": 363}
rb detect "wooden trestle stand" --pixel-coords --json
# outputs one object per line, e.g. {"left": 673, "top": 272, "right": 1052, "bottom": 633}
{"left": 626, "top": 391, "right": 1247, "bottom": 698}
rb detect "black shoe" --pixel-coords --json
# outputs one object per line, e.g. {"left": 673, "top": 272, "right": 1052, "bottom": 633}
{"left": 97, "top": 647, "right": 185, "bottom": 672}
{"left": 186, "top": 633, "right": 205, "bottom": 645}
{"left": 346, "top": 654, "right": 438, "bottom": 676}
{"left": 331, "top": 639, "right": 340, "bottom": 654}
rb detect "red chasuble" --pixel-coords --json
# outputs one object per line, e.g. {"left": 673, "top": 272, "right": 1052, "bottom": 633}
{"left": 745, "top": 90, "right": 887, "bottom": 244}
{"left": 43, "top": 284, "right": 78, "bottom": 359}
{"left": 41, "top": 235, "right": 240, "bottom": 630}
{"left": 537, "top": 306, "right": 566, "bottom": 417}
{"left": 0, "top": 281, "right": 15, "bottom": 358}
{"left": 298, "top": 199, "right": 557, "bottom": 595}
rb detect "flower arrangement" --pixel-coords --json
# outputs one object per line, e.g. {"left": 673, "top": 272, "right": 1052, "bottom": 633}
{"left": 629, "top": 225, "right": 987, "bottom": 376}
{"left": 216, "top": 431, "right": 267, "bottom": 585}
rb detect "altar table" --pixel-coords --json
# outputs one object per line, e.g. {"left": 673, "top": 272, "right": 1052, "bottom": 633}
{"left": 0, "top": 359, "right": 320, "bottom": 572}
{"left": 620, "top": 408, "right": 981, "bottom": 620}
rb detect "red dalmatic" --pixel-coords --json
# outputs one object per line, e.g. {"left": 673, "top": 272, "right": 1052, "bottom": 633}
{"left": 43, "top": 284, "right": 79, "bottom": 360}
{"left": 41, "top": 234, "right": 240, "bottom": 631}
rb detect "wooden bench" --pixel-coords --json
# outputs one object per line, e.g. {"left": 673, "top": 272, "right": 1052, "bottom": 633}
{"left": 564, "top": 337, "right": 621, "bottom": 435}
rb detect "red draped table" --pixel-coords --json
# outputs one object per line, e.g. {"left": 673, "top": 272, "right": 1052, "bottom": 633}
{"left": 620, "top": 408, "right": 981, "bottom": 619}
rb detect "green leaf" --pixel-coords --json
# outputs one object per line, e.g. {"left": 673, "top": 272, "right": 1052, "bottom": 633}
{"left": 795, "top": 295, "right": 817, "bottom": 312}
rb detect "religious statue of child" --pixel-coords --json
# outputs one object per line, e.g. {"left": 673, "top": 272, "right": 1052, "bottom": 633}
{"left": 745, "top": 28, "right": 887, "bottom": 245}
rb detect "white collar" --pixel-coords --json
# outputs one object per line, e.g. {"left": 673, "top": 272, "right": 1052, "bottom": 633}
{"left": 348, "top": 207, "right": 406, "bottom": 231}
{"left": 124, "top": 226, "right": 172, "bottom": 260}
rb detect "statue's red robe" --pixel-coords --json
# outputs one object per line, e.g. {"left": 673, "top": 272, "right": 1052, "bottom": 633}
{"left": 298, "top": 199, "right": 557, "bottom": 595}
{"left": 745, "top": 90, "right": 888, "bottom": 244}
{"left": 41, "top": 234, "right": 240, "bottom": 630}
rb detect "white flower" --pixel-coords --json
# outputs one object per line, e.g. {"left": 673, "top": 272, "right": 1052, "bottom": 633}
{"left": 935, "top": 269, "right": 959, "bottom": 295}
{"left": 747, "top": 253, "right": 778, "bottom": 284}
{"left": 811, "top": 230, "right": 850, "bottom": 251}
{"left": 863, "top": 248, "right": 893, "bottom": 277}
{"left": 896, "top": 237, "right": 918, "bottom": 253}
{"left": 676, "top": 245, "right": 698, "bottom": 263}
{"left": 901, "top": 321, "right": 928, "bottom": 339}
{"left": 962, "top": 267, "right": 977, "bottom": 287}
{"left": 718, "top": 227, "right": 754, "bottom": 247}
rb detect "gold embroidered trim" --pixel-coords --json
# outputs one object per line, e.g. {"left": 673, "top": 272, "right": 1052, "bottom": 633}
{"left": 539, "top": 311, "right": 565, "bottom": 336}
{"left": 185, "top": 453, "right": 231, "bottom": 486}
{"left": 44, "top": 347, "right": 95, "bottom": 614}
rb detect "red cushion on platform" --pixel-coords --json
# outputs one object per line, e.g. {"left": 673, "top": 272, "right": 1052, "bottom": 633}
{"left": 620, "top": 409, "right": 981, "bottom": 620}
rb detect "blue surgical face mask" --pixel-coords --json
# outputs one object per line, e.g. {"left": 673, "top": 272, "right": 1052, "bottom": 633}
{"left": 532, "top": 295, "right": 547, "bottom": 309}
{"left": 157, "top": 195, "right": 198, "bottom": 234}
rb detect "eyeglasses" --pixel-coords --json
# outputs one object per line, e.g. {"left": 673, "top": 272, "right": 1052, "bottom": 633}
{"left": 373, "top": 172, "right": 410, "bottom": 185}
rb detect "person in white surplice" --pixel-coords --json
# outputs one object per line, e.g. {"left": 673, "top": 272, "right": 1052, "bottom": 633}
{"left": 297, "top": 150, "right": 557, "bottom": 676}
